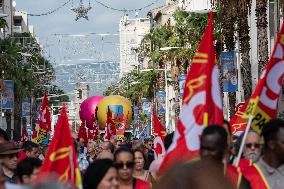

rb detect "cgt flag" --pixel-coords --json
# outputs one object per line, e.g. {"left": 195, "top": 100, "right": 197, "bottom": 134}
{"left": 153, "top": 112, "right": 167, "bottom": 159}
{"left": 91, "top": 113, "right": 100, "bottom": 142}
{"left": 159, "top": 11, "right": 223, "bottom": 174}
{"left": 104, "top": 107, "right": 116, "bottom": 141}
{"left": 38, "top": 105, "right": 82, "bottom": 188}
{"left": 230, "top": 20, "right": 284, "bottom": 135}
{"left": 36, "top": 94, "right": 51, "bottom": 144}
{"left": 116, "top": 111, "right": 129, "bottom": 138}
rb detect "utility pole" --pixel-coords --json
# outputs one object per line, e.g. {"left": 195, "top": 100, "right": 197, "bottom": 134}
{"left": 10, "top": 0, "right": 13, "bottom": 35}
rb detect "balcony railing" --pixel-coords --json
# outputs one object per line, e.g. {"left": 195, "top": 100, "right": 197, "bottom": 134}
{"left": 13, "top": 25, "right": 22, "bottom": 33}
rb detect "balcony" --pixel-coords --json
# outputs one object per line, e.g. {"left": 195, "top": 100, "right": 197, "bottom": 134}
{"left": 13, "top": 25, "right": 22, "bottom": 33}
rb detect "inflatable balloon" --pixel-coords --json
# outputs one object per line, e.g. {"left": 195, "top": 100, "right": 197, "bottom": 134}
{"left": 79, "top": 96, "right": 104, "bottom": 129}
{"left": 96, "top": 95, "right": 133, "bottom": 129}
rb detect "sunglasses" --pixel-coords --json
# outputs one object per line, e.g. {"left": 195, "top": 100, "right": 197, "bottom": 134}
{"left": 245, "top": 143, "right": 260, "bottom": 149}
{"left": 114, "top": 161, "right": 135, "bottom": 169}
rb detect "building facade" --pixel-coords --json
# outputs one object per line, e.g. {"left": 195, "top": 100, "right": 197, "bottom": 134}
{"left": 119, "top": 16, "right": 150, "bottom": 77}
{"left": 13, "top": 11, "right": 29, "bottom": 33}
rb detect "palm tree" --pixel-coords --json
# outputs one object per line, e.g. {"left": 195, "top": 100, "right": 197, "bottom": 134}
{"left": 237, "top": 0, "right": 253, "bottom": 100}
{"left": 0, "top": 17, "right": 7, "bottom": 29}
{"left": 256, "top": 0, "right": 269, "bottom": 77}
{"left": 215, "top": 0, "right": 252, "bottom": 100}
{"left": 0, "top": 33, "right": 59, "bottom": 140}
{"left": 214, "top": 0, "right": 238, "bottom": 116}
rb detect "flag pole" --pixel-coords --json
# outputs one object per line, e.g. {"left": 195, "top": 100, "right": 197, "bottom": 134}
{"left": 234, "top": 115, "right": 254, "bottom": 166}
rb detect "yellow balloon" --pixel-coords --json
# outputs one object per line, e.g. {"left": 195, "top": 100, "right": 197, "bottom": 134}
{"left": 97, "top": 95, "right": 133, "bottom": 129}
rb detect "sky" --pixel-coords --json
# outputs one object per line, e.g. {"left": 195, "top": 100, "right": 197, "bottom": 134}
{"left": 15, "top": 0, "right": 165, "bottom": 95}
{"left": 16, "top": 0, "right": 164, "bottom": 43}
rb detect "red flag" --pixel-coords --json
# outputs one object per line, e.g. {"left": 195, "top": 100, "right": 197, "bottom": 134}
{"left": 87, "top": 129, "right": 93, "bottom": 141}
{"left": 117, "top": 111, "right": 129, "bottom": 136}
{"left": 78, "top": 121, "right": 87, "bottom": 145}
{"left": 91, "top": 113, "right": 100, "bottom": 141}
{"left": 38, "top": 105, "right": 82, "bottom": 188}
{"left": 159, "top": 11, "right": 223, "bottom": 173}
{"left": 93, "top": 126, "right": 100, "bottom": 142}
{"left": 36, "top": 94, "right": 51, "bottom": 144}
{"left": 104, "top": 107, "right": 116, "bottom": 141}
{"left": 230, "top": 20, "right": 284, "bottom": 135}
{"left": 153, "top": 112, "right": 167, "bottom": 159}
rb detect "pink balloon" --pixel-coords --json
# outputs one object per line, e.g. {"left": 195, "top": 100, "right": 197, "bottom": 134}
{"left": 79, "top": 96, "right": 104, "bottom": 129}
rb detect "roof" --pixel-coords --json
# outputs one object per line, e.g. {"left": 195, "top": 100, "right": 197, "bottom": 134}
{"left": 147, "top": 2, "right": 178, "bottom": 21}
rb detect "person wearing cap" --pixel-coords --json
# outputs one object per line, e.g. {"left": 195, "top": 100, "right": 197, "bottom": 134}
{"left": 0, "top": 142, "right": 22, "bottom": 184}
{"left": 83, "top": 159, "right": 119, "bottom": 189}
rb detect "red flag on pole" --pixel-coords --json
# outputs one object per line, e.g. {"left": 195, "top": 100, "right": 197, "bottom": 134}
{"left": 117, "top": 111, "right": 129, "bottom": 136}
{"left": 93, "top": 126, "right": 100, "bottom": 142}
{"left": 78, "top": 121, "right": 88, "bottom": 145}
{"left": 91, "top": 113, "right": 100, "bottom": 141}
{"left": 38, "top": 105, "right": 82, "bottom": 188}
{"left": 153, "top": 112, "right": 167, "bottom": 159}
{"left": 104, "top": 107, "right": 116, "bottom": 141}
{"left": 230, "top": 20, "right": 284, "bottom": 135}
{"left": 36, "top": 94, "right": 51, "bottom": 144}
{"left": 159, "top": 11, "right": 223, "bottom": 173}
{"left": 87, "top": 129, "right": 93, "bottom": 141}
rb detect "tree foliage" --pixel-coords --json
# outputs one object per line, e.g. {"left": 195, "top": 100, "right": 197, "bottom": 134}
{"left": 0, "top": 32, "right": 67, "bottom": 139}
{"left": 104, "top": 70, "right": 157, "bottom": 103}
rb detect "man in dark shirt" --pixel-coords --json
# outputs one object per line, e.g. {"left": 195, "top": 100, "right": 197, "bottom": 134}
{"left": 144, "top": 138, "right": 154, "bottom": 166}
{"left": 0, "top": 142, "right": 22, "bottom": 184}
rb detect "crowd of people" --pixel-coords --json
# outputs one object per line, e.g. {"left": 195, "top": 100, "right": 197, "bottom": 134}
{"left": 0, "top": 118, "right": 283, "bottom": 188}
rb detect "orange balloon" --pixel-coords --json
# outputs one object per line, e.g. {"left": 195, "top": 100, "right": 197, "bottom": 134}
{"left": 96, "top": 95, "right": 133, "bottom": 129}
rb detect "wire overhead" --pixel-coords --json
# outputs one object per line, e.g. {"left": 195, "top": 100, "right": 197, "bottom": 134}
{"left": 27, "top": 0, "right": 72, "bottom": 16}
{"left": 21, "top": 0, "right": 160, "bottom": 17}
{"left": 93, "top": 0, "right": 160, "bottom": 12}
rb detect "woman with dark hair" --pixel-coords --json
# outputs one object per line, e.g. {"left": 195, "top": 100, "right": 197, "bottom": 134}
{"left": 83, "top": 159, "right": 119, "bottom": 189}
{"left": 114, "top": 147, "right": 150, "bottom": 189}
{"left": 133, "top": 149, "right": 151, "bottom": 182}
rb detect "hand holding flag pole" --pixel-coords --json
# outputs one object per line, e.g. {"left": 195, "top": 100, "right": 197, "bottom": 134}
{"left": 234, "top": 116, "right": 254, "bottom": 166}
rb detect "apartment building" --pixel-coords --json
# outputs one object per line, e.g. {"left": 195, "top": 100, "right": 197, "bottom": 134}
{"left": 119, "top": 15, "right": 150, "bottom": 77}
{"left": 13, "top": 11, "right": 28, "bottom": 33}
{"left": 0, "top": 0, "right": 34, "bottom": 38}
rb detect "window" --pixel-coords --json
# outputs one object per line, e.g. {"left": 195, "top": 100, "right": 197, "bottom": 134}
{"left": 13, "top": 19, "right": 21, "bottom": 26}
